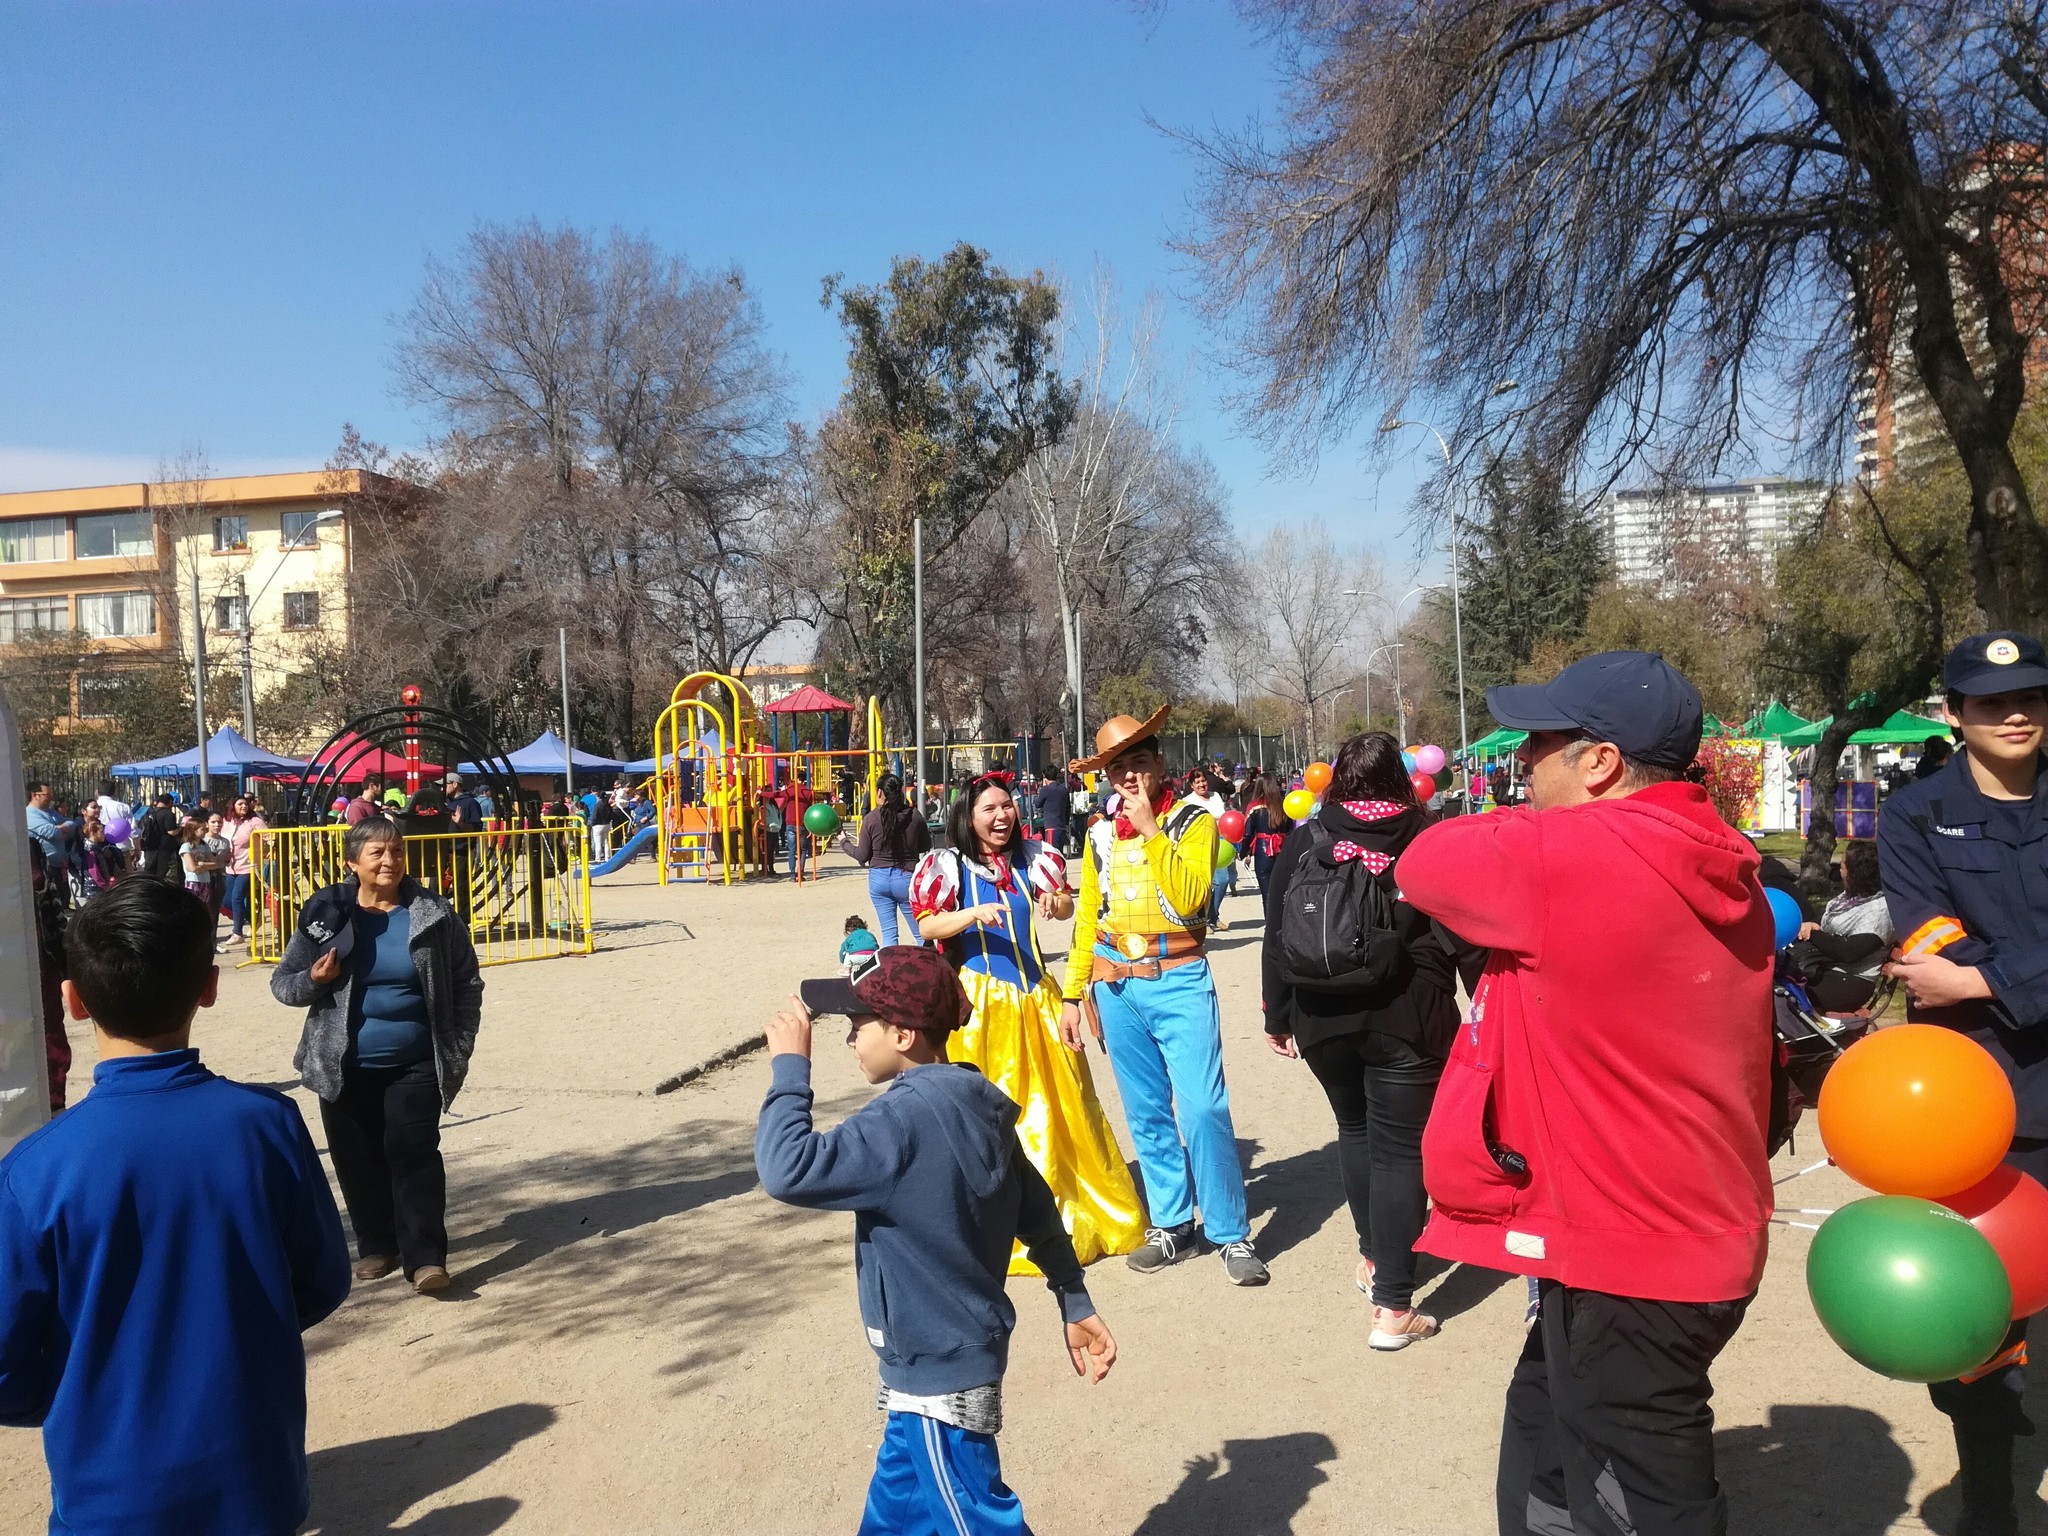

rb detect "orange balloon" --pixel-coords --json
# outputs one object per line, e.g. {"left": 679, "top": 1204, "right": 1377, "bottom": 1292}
{"left": 1304, "top": 761, "right": 1333, "bottom": 793}
{"left": 1817, "top": 1025, "right": 2015, "bottom": 1198}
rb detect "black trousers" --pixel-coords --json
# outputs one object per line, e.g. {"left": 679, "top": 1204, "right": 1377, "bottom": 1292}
{"left": 1499, "top": 1281, "right": 1751, "bottom": 1536}
{"left": 1926, "top": 1137, "right": 2048, "bottom": 1534}
{"left": 1300, "top": 1029, "right": 1441, "bottom": 1309}
{"left": 319, "top": 1057, "right": 447, "bottom": 1276}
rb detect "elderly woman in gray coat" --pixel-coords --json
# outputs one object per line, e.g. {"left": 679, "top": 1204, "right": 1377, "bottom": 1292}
{"left": 272, "top": 815, "right": 483, "bottom": 1294}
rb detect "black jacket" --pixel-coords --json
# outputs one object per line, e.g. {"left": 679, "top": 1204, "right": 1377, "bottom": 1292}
{"left": 1260, "top": 802, "right": 1481, "bottom": 1058}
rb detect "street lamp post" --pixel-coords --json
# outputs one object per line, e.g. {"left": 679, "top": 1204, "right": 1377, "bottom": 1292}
{"left": 1379, "top": 381, "right": 1517, "bottom": 803}
{"left": 238, "top": 509, "right": 343, "bottom": 743}
{"left": 1365, "top": 643, "right": 1403, "bottom": 736}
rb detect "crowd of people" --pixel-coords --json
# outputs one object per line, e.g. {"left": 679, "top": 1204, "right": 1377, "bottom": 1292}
{"left": 5, "top": 631, "right": 2045, "bottom": 1535}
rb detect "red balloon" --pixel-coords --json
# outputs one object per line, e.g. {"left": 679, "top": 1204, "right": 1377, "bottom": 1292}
{"left": 1409, "top": 769, "right": 1439, "bottom": 802}
{"left": 1217, "top": 808, "right": 1247, "bottom": 844}
{"left": 1942, "top": 1165, "right": 2048, "bottom": 1318}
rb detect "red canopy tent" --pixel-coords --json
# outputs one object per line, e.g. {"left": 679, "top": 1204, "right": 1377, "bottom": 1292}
{"left": 300, "top": 730, "right": 446, "bottom": 782}
{"left": 762, "top": 685, "right": 857, "bottom": 754}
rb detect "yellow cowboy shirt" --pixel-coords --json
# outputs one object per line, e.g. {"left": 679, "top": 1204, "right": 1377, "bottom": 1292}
{"left": 1062, "top": 797, "right": 1218, "bottom": 1000}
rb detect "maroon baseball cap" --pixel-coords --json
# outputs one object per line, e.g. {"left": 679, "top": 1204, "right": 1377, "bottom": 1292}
{"left": 799, "top": 946, "right": 973, "bottom": 1035}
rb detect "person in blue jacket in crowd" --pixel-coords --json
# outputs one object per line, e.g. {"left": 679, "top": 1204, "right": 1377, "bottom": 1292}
{"left": 1879, "top": 630, "right": 2048, "bottom": 1536}
{"left": 755, "top": 945, "right": 1116, "bottom": 1535}
{"left": 0, "top": 878, "right": 350, "bottom": 1536}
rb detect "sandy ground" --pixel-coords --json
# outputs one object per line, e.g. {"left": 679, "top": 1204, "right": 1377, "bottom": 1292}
{"left": 0, "top": 854, "right": 2042, "bottom": 1534}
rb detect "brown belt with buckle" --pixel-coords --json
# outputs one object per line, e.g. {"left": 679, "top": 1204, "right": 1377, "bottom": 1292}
{"left": 1088, "top": 929, "right": 1207, "bottom": 986}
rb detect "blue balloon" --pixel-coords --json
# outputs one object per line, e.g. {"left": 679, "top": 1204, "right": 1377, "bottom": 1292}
{"left": 1401, "top": 751, "right": 1417, "bottom": 771}
{"left": 1765, "top": 886, "right": 1804, "bottom": 950}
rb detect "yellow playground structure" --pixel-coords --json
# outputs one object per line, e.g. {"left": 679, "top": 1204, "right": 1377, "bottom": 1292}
{"left": 643, "top": 674, "right": 1036, "bottom": 886}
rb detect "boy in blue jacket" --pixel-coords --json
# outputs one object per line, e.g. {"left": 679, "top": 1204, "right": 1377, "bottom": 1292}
{"left": 0, "top": 878, "right": 351, "bottom": 1536}
{"left": 757, "top": 945, "right": 1117, "bottom": 1535}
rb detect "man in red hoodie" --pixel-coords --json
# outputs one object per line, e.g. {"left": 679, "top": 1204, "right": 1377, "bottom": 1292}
{"left": 1399, "top": 650, "right": 1774, "bottom": 1536}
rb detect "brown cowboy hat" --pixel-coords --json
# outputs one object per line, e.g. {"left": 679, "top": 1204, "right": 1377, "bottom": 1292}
{"left": 1069, "top": 705, "right": 1172, "bottom": 772}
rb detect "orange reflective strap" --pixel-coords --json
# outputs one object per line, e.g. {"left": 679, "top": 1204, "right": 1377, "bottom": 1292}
{"left": 1958, "top": 1340, "right": 2027, "bottom": 1385}
{"left": 1902, "top": 915, "right": 1968, "bottom": 957}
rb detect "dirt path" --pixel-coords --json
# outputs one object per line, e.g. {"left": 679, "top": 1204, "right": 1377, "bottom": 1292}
{"left": 0, "top": 858, "right": 2039, "bottom": 1533}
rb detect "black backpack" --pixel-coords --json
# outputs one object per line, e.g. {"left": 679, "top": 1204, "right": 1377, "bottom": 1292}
{"left": 1276, "top": 822, "right": 1404, "bottom": 993}
{"left": 135, "top": 806, "right": 169, "bottom": 854}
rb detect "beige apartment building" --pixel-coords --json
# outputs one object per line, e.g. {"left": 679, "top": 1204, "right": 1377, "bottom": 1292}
{"left": 0, "top": 469, "right": 393, "bottom": 729}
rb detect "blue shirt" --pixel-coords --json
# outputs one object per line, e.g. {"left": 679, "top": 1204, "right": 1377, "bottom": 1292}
{"left": 0, "top": 1050, "right": 349, "bottom": 1535}
{"left": 25, "top": 804, "right": 69, "bottom": 861}
{"left": 347, "top": 903, "right": 432, "bottom": 1070}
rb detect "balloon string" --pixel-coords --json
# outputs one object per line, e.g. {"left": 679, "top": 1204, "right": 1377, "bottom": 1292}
{"left": 1773, "top": 1159, "right": 1832, "bottom": 1185}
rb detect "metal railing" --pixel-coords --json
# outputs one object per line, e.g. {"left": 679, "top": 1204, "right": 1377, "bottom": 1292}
{"left": 249, "top": 820, "right": 595, "bottom": 967}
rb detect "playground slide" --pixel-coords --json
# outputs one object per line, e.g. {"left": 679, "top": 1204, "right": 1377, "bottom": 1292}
{"left": 591, "top": 823, "right": 661, "bottom": 878}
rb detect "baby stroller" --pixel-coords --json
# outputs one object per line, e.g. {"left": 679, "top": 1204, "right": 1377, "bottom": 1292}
{"left": 1768, "top": 933, "right": 1888, "bottom": 1154}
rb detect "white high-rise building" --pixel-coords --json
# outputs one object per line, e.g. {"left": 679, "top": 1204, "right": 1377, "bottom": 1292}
{"left": 1600, "top": 477, "right": 1828, "bottom": 588}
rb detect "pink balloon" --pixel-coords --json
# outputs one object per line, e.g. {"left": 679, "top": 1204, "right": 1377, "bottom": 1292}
{"left": 1414, "top": 745, "right": 1447, "bottom": 776}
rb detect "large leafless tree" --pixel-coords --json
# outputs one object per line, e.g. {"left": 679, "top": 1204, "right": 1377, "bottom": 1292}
{"left": 394, "top": 221, "right": 800, "bottom": 753}
{"left": 1190, "top": 0, "right": 2048, "bottom": 633}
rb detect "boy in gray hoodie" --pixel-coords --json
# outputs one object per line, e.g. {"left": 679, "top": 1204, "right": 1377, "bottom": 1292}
{"left": 756, "top": 946, "right": 1117, "bottom": 1535}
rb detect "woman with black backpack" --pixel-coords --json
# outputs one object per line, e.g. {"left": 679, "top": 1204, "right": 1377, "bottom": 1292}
{"left": 1260, "top": 731, "right": 1480, "bottom": 1351}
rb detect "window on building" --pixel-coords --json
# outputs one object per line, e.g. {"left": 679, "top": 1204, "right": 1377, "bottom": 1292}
{"left": 0, "top": 596, "right": 69, "bottom": 642}
{"left": 282, "top": 590, "right": 320, "bottom": 630}
{"left": 214, "top": 594, "right": 247, "bottom": 633}
{"left": 212, "top": 515, "right": 249, "bottom": 551}
{"left": 76, "top": 591, "right": 155, "bottom": 639}
{"left": 74, "top": 510, "right": 153, "bottom": 560}
{"left": 76, "top": 673, "right": 125, "bottom": 719}
{"left": 0, "top": 517, "right": 65, "bottom": 564}
{"left": 280, "top": 509, "right": 331, "bottom": 546}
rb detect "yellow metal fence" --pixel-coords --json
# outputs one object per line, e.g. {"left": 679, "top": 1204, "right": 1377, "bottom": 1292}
{"left": 249, "top": 821, "right": 595, "bottom": 967}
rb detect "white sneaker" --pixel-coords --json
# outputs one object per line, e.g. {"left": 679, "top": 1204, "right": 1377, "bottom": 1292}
{"left": 1369, "top": 1306, "right": 1440, "bottom": 1351}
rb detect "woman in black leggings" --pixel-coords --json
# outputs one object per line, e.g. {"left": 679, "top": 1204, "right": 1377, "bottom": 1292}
{"left": 1261, "top": 731, "right": 1480, "bottom": 1351}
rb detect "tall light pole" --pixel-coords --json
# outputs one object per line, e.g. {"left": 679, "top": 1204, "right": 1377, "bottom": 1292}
{"left": 1379, "top": 381, "right": 1517, "bottom": 800}
{"left": 239, "top": 509, "right": 342, "bottom": 743}
{"left": 190, "top": 559, "right": 209, "bottom": 791}
{"left": 912, "top": 516, "right": 926, "bottom": 812}
{"left": 1365, "top": 643, "right": 1402, "bottom": 735}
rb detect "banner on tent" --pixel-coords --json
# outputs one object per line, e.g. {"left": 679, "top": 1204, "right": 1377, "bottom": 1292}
{"left": 248, "top": 821, "right": 595, "bottom": 968}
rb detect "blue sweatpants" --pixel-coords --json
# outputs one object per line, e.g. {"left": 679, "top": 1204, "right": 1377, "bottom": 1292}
{"left": 858, "top": 1411, "right": 1031, "bottom": 1535}
{"left": 1091, "top": 954, "right": 1249, "bottom": 1243}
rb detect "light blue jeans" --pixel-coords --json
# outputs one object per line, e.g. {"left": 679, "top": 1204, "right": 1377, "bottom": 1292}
{"left": 1091, "top": 954, "right": 1248, "bottom": 1243}
{"left": 868, "top": 867, "right": 918, "bottom": 946}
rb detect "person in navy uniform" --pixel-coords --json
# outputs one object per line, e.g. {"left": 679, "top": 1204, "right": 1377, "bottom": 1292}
{"left": 1878, "top": 630, "right": 2048, "bottom": 1536}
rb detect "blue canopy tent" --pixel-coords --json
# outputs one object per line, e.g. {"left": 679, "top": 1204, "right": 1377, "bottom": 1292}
{"left": 112, "top": 726, "right": 309, "bottom": 782}
{"left": 458, "top": 728, "right": 625, "bottom": 777}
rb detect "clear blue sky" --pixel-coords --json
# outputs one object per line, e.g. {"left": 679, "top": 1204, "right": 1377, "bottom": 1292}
{"left": 0, "top": 0, "right": 1431, "bottom": 570}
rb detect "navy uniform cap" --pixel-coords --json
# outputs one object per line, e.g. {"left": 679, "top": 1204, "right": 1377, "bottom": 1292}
{"left": 1944, "top": 631, "right": 2048, "bottom": 697}
{"left": 1486, "top": 650, "right": 1704, "bottom": 768}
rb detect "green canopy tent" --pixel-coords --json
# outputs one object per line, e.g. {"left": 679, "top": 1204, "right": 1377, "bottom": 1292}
{"left": 1738, "top": 701, "right": 1815, "bottom": 740}
{"left": 1467, "top": 726, "right": 1528, "bottom": 759}
{"left": 1778, "top": 709, "right": 1952, "bottom": 749}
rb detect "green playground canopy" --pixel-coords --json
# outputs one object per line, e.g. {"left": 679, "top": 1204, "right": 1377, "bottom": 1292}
{"left": 1738, "top": 701, "right": 1815, "bottom": 740}
{"left": 1778, "top": 709, "right": 1952, "bottom": 748}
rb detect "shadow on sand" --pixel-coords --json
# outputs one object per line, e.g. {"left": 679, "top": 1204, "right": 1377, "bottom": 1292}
{"left": 1133, "top": 1432, "right": 1337, "bottom": 1535}
{"left": 304, "top": 1402, "right": 556, "bottom": 1535}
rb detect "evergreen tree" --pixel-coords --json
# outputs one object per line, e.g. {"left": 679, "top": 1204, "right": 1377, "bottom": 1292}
{"left": 1417, "top": 456, "right": 1609, "bottom": 725}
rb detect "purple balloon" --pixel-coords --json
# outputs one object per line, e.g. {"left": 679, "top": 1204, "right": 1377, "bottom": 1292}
{"left": 103, "top": 818, "right": 132, "bottom": 843}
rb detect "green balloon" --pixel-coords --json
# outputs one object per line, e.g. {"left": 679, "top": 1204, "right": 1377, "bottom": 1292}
{"left": 1213, "top": 837, "right": 1238, "bottom": 870}
{"left": 1807, "top": 1196, "right": 2012, "bottom": 1382}
{"left": 802, "top": 802, "right": 841, "bottom": 837}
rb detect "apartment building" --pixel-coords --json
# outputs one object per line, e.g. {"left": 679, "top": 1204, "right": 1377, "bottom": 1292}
{"left": 0, "top": 469, "right": 393, "bottom": 724}
{"left": 1600, "top": 477, "right": 1829, "bottom": 588}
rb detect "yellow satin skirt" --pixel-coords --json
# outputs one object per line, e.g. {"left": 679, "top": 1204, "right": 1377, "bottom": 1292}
{"left": 952, "top": 967, "right": 1147, "bottom": 1272}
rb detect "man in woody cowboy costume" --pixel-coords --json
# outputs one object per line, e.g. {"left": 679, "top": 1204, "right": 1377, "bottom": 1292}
{"left": 1058, "top": 709, "right": 1267, "bottom": 1285}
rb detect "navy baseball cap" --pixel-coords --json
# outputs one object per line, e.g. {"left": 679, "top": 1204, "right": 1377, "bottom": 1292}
{"left": 1486, "top": 650, "right": 1704, "bottom": 768}
{"left": 1944, "top": 631, "right": 2048, "bottom": 696}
